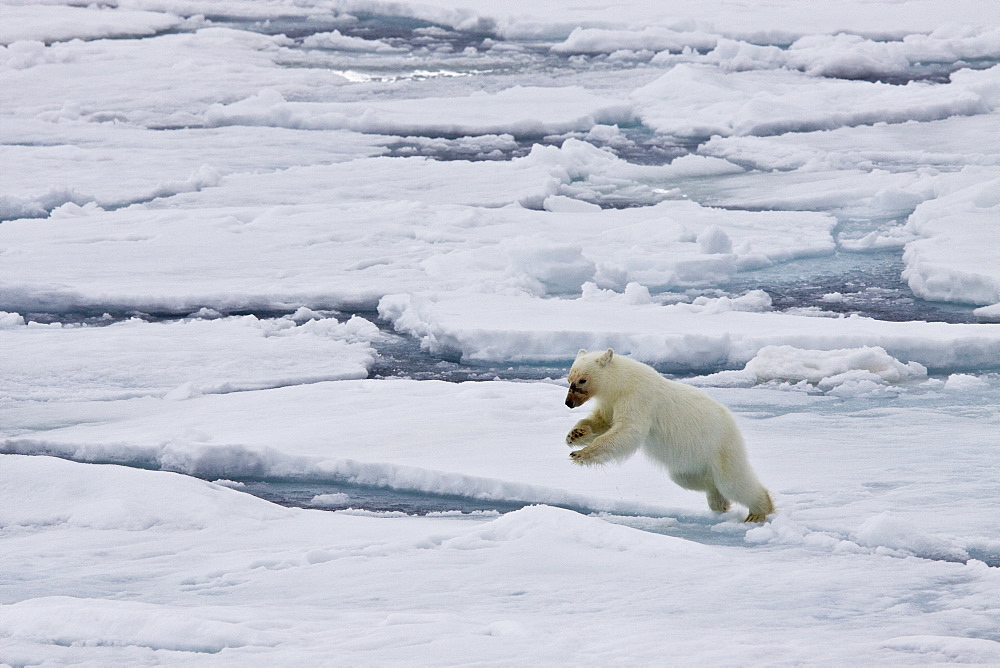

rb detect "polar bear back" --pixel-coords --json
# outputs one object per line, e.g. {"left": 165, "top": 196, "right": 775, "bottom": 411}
{"left": 590, "top": 353, "right": 745, "bottom": 472}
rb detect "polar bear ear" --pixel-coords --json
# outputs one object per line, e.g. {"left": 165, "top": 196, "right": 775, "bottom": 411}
{"left": 597, "top": 349, "right": 614, "bottom": 366}
{"left": 577, "top": 349, "right": 588, "bottom": 358}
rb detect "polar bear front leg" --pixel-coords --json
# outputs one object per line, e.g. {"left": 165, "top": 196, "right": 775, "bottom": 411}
{"left": 569, "top": 422, "right": 642, "bottom": 466}
{"left": 565, "top": 415, "right": 609, "bottom": 447}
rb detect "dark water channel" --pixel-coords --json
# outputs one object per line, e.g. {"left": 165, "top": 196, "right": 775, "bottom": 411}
{"left": 237, "top": 478, "right": 528, "bottom": 515}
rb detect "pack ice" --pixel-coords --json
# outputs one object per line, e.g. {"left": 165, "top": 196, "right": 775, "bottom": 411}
{"left": 2, "top": 0, "right": 999, "bottom": 665}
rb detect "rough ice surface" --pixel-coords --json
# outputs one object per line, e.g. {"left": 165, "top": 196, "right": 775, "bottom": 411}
{"left": 2, "top": 0, "right": 1000, "bottom": 665}
{"left": 377, "top": 291, "right": 1000, "bottom": 370}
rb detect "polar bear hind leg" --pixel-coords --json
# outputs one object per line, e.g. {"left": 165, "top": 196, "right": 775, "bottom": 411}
{"left": 670, "top": 470, "right": 732, "bottom": 513}
{"left": 712, "top": 465, "right": 774, "bottom": 523}
{"left": 706, "top": 486, "right": 731, "bottom": 513}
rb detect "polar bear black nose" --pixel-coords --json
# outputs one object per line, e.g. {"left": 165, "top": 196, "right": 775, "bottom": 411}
{"left": 565, "top": 397, "right": 574, "bottom": 408}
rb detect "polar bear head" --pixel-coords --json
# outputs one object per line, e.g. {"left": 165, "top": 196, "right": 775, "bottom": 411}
{"left": 565, "top": 348, "right": 614, "bottom": 408}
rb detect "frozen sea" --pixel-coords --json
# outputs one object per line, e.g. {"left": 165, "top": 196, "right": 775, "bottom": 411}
{"left": 2, "top": 0, "right": 1000, "bottom": 664}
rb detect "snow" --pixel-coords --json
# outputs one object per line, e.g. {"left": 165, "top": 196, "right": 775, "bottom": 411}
{"left": 903, "top": 176, "right": 1000, "bottom": 306}
{"left": 205, "top": 86, "right": 636, "bottom": 137}
{"left": 633, "top": 64, "right": 994, "bottom": 139}
{"left": 0, "top": 183, "right": 840, "bottom": 313}
{"left": 692, "top": 344, "right": 929, "bottom": 395}
{"left": 0, "top": 5, "right": 183, "bottom": 45}
{"left": 3, "top": 0, "right": 1000, "bottom": 663}
{"left": 3, "top": 381, "right": 1000, "bottom": 662}
{"left": 378, "top": 290, "right": 1000, "bottom": 370}
{"left": 0, "top": 314, "right": 381, "bottom": 401}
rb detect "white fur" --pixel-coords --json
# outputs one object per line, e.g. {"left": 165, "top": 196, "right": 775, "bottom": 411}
{"left": 565, "top": 349, "right": 774, "bottom": 522}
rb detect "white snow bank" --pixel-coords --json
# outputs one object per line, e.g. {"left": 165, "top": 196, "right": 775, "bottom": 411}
{"left": 691, "top": 345, "right": 927, "bottom": 394}
{"left": 302, "top": 30, "right": 403, "bottom": 53}
{"left": 0, "top": 6, "right": 182, "bottom": 45}
{"left": 699, "top": 27, "right": 1000, "bottom": 80}
{"left": 700, "top": 115, "right": 1000, "bottom": 173}
{"left": 5, "top": 374, "right": 999, "bottom": 540}
{"left": 552, "top": 26, "right": 718, "bottom": 55}
{"left": 2, "top": 452, "right": 999, "bottom": 664}
{"left": 0, "top": 29, "right": 347, "bottom": 129}
{"left": 131, "top": 137, "right": 737, "bottom": 211}
{"left": 903, "top": 176, "right": 1000, "bottom": 306}
{"left": 378, "top": 291, "right": 1000, "bottom": 372}
{"left": 378, "top": 0, "right": 1000, "bottom": 42}
{"left": 744, "top": 512, "right": 973, "bottom": 562}
{"left": 854, "top": 512, "right": 969, "bottom": 561}
{"left": 746, "top": 345, "right": 927, "bottom": 383}
{"left": 632, "top": 64, "right": 994, "bottom": 138}
{"left": 554, "top": 25, "right": 1000, "bottom": 82}
{"left": 0, "top": 454, "right": 291, "bottom": 532}
{"left": 309, "top": 493, "right": 352, "bottom": 508}
{"left": 0, "top": 120, "right": 384, "bottom": 214}
{"left": 943, "top": 373, "right": 990, "bottom": 392}
{"left": 0, "top": 381, "right": 684, "bottom": 518}
{"left": 0, "top": 311, "right": 25, "bottom": 329}
{"left": 205, "top": 86, "right": 636, "bottom": 137}
{"left": 0, "top": 314, "right": 380, "bottom": 401}
{"left": 0, "top": 177, "right": 834, "bottom": 312}
{"left": 0, "top": 596, "right": 269, "bottom": 654}
{"left": 974, "top": 303, "right": 1000, "bottom": 322}
{"left": 881, "top": 636, "right": 1000, "bottom": 665}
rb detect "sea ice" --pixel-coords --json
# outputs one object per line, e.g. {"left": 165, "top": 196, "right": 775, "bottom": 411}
{"left": 378, "top": 291, "right": 1000, "bottom": 370}
{"left": 3, "top": 0, "right": 1000, "bottom": 664}
{"left": 0, "top": 314, "right": 380, "bottom": 401}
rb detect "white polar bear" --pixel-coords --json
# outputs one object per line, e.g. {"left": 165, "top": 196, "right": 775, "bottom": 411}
{"left": 564, "top": 348, "right": 774, "bottom": 522}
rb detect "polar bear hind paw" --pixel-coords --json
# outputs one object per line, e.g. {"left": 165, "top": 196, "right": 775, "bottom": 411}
{"left": 745, "top": 512, "right": 769, "bottom": 523}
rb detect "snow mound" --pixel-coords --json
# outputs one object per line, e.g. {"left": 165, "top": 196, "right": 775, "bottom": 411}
{"left": 0, "top": 596, "right": 271, "bottom": 654}
{"left": 0, "top": 315, "right": 381, "bottom": 401}
{"left": 854, "top": 512, "right": 969, "bottom": 561}
{"left": 748, "top": 345, "right": 926, "bottom": 384}
{"left": 0, "top": 6, "right": 182, "bottom": 45}
{"left": 205, "top": 86, "right": 636, "bottom": 138}
{"left": 0, "top": 311, "right": 25, "bottom": 329}
{"left": 692, "top": 345, "right": 927, "bottom": 394}
{"left": 903, "top": 176, "right": 1000, "bottom": 306}
{"left": 882, "top": 636, "right": 1000, "bottom": 664}
{"left": 943, "top": 373, "right": 989, "bottom": 392}
{"left": 0, "top": 455, "right": 290, "bottom": 531}
{"left": 581, "top": 281, "right": 653, "bottom": 305}
{"left": 302, "top": 30, "right": 402, "bottom": 53}
{"left": 551, "top": 26, "right": 718, "bottom": 55}
{"left": 448, "top": 505, "right": 723, "bottom": 561}
{"left": 633, "top": 64, "right": 991, "bottom": 138}
{"left": 501, "top": 238, "right": 596, "bottom": 295}
{"left": 378, "top": 292, "right": 1000, "bottom": 372}
{"left": 310, "top": 493, "right": 352, "bottom": 508}
{"left": 701, "top": 28, "right": 1000, "bottom": 80}
{"left": 974, "top": 303, "right": 1000, "bottom": 322}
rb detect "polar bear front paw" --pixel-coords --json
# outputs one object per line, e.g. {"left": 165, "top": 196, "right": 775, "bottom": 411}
{"left": 566, "top": 427, "right": 591, "bottom": 445}
{"left": 569, "top": 448, "right": 599, "bottom": 465}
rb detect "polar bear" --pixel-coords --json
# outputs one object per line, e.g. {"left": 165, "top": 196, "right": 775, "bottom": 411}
{"left": 565, "top": 348, "right": 774, "bottom": 522}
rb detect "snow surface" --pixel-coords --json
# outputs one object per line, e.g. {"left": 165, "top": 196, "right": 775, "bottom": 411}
{"left": 378, "top": 290, "right": 1000, "bottom": 371}
{"left": 3, "top": 0, "right": 1000, "bottom": 664}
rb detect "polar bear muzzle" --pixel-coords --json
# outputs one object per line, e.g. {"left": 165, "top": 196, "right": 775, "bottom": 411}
{"left": 565, "top": 382, "right": 589, "bottom": 408}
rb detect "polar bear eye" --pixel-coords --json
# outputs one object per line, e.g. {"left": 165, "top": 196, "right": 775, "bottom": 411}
{"left": 578, "top": 379, "right": 587, "bottom": 385}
